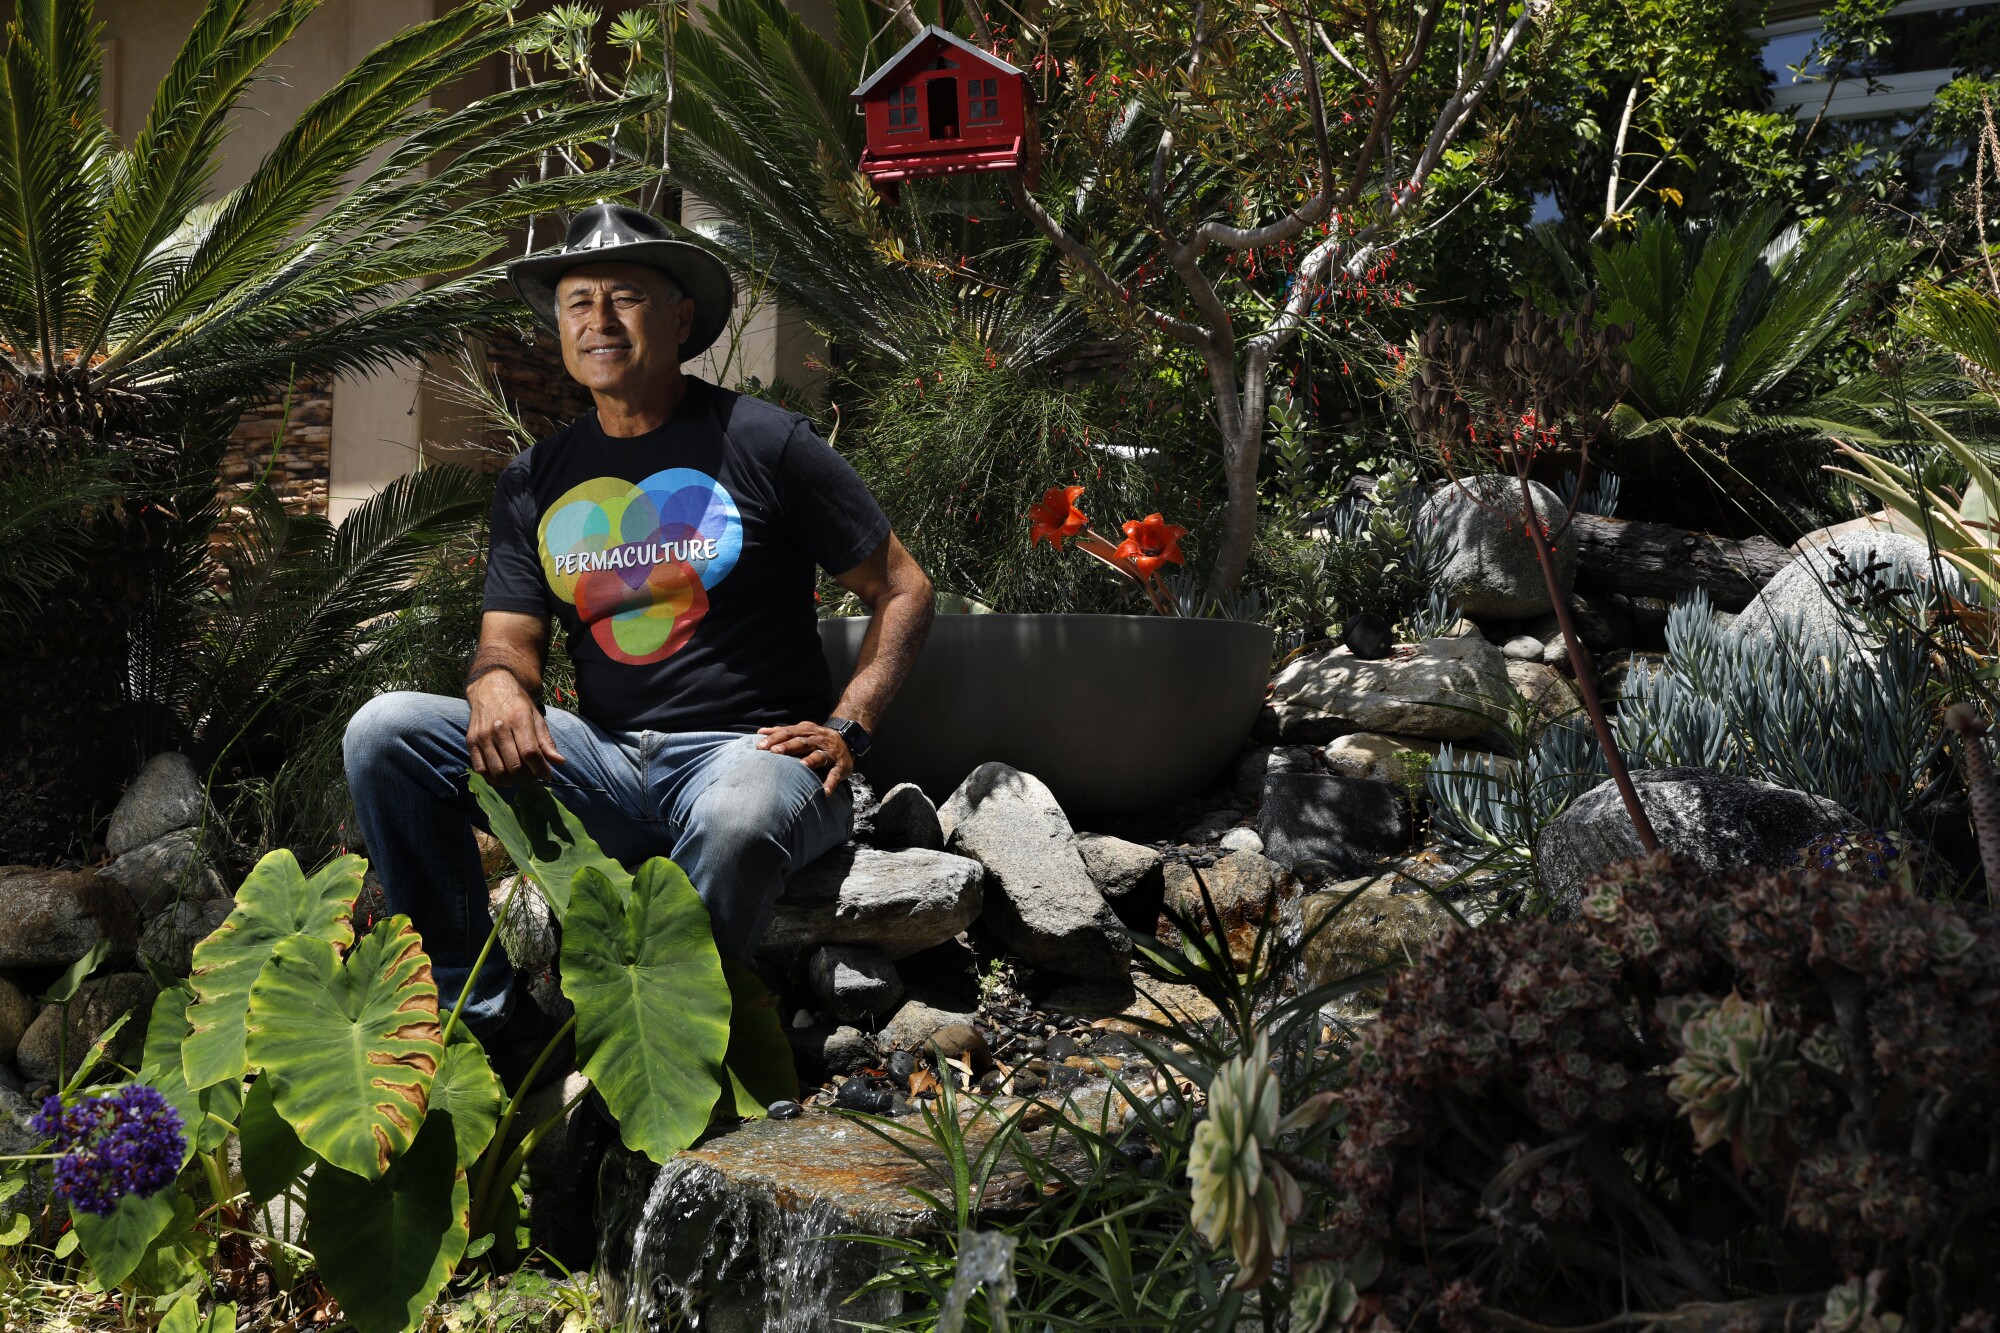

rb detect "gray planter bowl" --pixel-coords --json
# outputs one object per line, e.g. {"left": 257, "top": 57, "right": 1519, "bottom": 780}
{"left": 820, "top": 613, "right": 1274, "bottom": 822}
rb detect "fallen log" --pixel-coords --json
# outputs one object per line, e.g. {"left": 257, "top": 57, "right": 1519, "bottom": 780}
{"left": 1569, "top": 513, "right": 1792, "bottom": 611}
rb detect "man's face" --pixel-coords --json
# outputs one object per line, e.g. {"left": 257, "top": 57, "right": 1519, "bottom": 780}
{"left": 555, "top": 262, "right": 695, "bottom": 397}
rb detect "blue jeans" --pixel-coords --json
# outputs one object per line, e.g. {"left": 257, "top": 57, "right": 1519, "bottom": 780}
{"left": 342, "top": 691, "right": 853, "bottom": 1035}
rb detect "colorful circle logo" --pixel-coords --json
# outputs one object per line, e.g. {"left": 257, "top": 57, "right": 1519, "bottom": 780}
{"left": 538, "top": 468, "right": 742, "bottom": 664}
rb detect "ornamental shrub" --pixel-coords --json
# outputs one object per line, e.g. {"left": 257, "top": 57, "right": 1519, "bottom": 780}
{"left": 1318, "top": 852, "right": 2000, "bottom": 1330}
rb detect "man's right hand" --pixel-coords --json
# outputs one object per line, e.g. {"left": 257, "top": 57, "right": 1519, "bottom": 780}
{"left": 466, "top": 669, "right": 567, "bottom": 783}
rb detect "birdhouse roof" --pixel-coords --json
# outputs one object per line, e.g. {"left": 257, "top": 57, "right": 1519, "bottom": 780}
{"left": 850, "top": 24, "right": 1022, "bottom": 99}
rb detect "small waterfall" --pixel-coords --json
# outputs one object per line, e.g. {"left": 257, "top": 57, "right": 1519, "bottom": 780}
{"left": 604, "top": 1154, "right": 901, "bottom": 1332}
{"left": 936, "top": 1230, "right": 1019, "bottom": 1333}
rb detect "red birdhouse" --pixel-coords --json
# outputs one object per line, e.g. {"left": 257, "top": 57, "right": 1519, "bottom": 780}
{"left": 851, "top": 25, "right": 1037, "bottom": 204}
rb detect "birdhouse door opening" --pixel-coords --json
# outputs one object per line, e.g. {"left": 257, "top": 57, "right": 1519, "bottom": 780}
{"left": 924, "top": 75, "right": 960, "bottom": 140}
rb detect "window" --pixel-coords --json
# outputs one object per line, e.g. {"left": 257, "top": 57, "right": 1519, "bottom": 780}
{"left": 886, "top": 84, "right": 917, "bottom": 131}
{"left": 967, "top": 76, "right": 1000, "bottom": 123}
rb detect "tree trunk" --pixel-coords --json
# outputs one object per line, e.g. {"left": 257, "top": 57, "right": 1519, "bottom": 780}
{"left": 1570, "top": 513, "right": 1791, "bottom": 611}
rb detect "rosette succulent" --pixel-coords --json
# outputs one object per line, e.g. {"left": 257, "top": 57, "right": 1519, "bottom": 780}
{"left": 1187, "top": 1035, "right": 1331, "bottom": 1289}
{"left": 1666, "top": 991, "right": 1798, "bottom": 1167}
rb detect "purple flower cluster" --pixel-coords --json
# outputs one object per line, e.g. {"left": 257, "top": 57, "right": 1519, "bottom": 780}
{"left": 29, "top": 1085, "right": 184, "bottom": 1217}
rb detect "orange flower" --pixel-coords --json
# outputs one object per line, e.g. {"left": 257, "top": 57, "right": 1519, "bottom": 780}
{"left": 1114, "top": 513, "right": 1187, "bottom": 575}
{"left": 1028, "top": 485, "right": 1090, "bottom": 547}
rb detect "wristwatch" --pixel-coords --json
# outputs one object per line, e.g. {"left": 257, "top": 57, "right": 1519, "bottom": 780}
{"left": 826, "top": 717, "right": 872, "bottom": 760}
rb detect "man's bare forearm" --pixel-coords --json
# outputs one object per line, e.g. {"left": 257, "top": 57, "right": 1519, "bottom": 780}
{"left": 832, "top": 582, "right": 932, "bottom": 732}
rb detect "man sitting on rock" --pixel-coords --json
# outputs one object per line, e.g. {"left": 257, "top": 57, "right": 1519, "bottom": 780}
{"left": 343, "top": 204, "right": 934, "bottom": 1091}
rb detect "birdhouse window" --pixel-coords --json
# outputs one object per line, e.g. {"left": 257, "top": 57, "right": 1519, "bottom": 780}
{"left": 967, "top": 77, "right": 1000, "bottom": 123}
{"left": 886, "top": 84, "right": 918, "bottom": 131}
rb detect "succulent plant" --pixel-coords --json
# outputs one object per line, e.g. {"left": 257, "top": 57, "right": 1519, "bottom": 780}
{"left": 1311, "top": 852, "right": 1999, "bottom": 1327}
{"left": 1665, "top": 991, "right": 1799, "bottom": 1166}
{"left": 1187, "top": 1034, "right": 1330, "bottom": 1290}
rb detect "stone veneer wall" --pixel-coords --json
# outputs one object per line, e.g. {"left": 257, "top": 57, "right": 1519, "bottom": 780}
{"left": 218, "top": 376, "right": 334, "bottom": 514}
{"left": 482, "top": 328, "right": 593, "bottom": 459}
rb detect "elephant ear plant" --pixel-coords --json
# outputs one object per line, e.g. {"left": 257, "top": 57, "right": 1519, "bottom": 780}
{"left": 1, "top": 778, "right": 792, "bottom": 1332}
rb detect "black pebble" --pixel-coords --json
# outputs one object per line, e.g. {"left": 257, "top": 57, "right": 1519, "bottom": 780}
{"left": 834, "top": 1080, "right": 895, "bottom": 1114}
{"left": 766, "top": 1099, "right": 803, "bottom": 1120}
{"left": 1045, "top": 1034, "right": 1079, "bottom": 1061}
{"left": 887, "top": 1050, "right": 917, "bottom": 1080}
{"left": 1342, "top": 611, "right": 1393, "bottom": 659}
{"left": 1010, "top": 1070, "right": 1043, "bottom": 1096}
{"left": 977, "top": 1068, "right": 1007, "bottom": 1094}
{"left": 1115, "top": 1139, "right": 1152, "bottom": 1166}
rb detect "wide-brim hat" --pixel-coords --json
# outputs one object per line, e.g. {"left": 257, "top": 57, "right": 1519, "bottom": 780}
{"left": 507, "top": 202, "right": 736, "bottom": 361}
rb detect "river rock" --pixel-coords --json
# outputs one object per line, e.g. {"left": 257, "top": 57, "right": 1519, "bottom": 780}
{"left": 1501, "top": 635, "right": 1543, "bottom": 661}
{"left": 1258, "top": 772, "right": 1409, "bottom": 874}
{"left": 0, "top": 866, "right": 135, "bottom": 968}
{"left": 807, "top": 945, "right": 904, "bottom": 1025}
{"left": 881, "top": 998, "right": 980, "bottom": 1052}
{"left": 1270, "top": 636, "right": 1509, "bottom": 741}
{"left": 1419, "top": 474, "right": 1578, "bottom": 618}
{"left": 1535, "top": 767, "right": 1858, "bottom": 909}
{"left": 870, "top": 784, "right": 944, "bottom": 852}
{"left": 1505, "top": 660, "right": 1580, "bottom": 726}
{"left": 762, "top": 846, "right": 983, "bottom": 961}
{"left": 16, "top": 973, "right": 157, "bottom": 1084}
{"left": 106, "top": 753, "right": 205, "bottom": 858}
{"left": 137, "top": 898, "right": 233, "bottom": 977}
{"left": 1073, "top": 834, "right": 1164, "bottom": 906}
{"left": 1219, "top": 827, "right": 1265, "bottom": 855}
{"left": 1296, "top": 876, "right": 1453, "bottom": 984}
{"left": 941, "top": 764, "right": 1127, "bottom": 977}
{"left": 1162, "top": 851, "right": 1285, "bottom": 922}
{"left": 1322, "top": 733, "right": 1441, "bottom": 788}
{"left": 0, "top": 979, "right": 33, "bottom": 1056}
{"left": 100, "top": 829, "right": 227, "bottom": 920}
{"left": 1232, "top": 745, "right": 1318, "bottom": 800}
{"left": 1735, "top": 531, "right": 1954, "bottom": 646}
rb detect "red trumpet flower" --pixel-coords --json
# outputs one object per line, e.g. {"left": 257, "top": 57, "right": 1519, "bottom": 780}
{"left": 1027, "top": 485, "right": 1090, "bottom": 547}
{"left": 1114, "top": 513, "right": 1188, "bottom": 576}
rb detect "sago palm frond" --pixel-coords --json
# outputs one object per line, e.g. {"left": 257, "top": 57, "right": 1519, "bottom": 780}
{"left": 0, "top": 0, "right": 658, "bottom": 417}
{"left": 1591, "top": 209, "right": 1907, "bottom": 441}
{"left": 669, "top": 0, "right": 1096, "bottom": 367}
{"left": 175, "top": 465, "right": 490, "bottom": 755}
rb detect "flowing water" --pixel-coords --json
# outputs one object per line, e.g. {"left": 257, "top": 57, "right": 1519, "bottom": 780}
{"left": 595, "top": 1095, "right": 1109, "bottom": 1331}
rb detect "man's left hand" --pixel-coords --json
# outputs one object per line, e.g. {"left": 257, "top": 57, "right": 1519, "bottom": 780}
{"left": 754, "top": 722, "right": 852, "bottom": 795}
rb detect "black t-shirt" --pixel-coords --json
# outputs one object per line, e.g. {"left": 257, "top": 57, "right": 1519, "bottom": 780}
{"left": 482, "top": 378, "right": 889, "bottom": 734}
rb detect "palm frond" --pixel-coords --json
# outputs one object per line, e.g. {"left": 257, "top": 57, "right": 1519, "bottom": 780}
{"left": 175, "top": 465, "right": 489, "bottom": 754}
{"left": 0, "top": 0, "right": 111, "bottom": 370}
{"left": 73, "top": 0, "right": 319, "bottom": 362}
{"left": 1905, "top": 282, "right": 2000, "bottom": 391}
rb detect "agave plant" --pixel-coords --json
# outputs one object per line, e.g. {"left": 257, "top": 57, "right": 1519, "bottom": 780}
{"left": 0, "top": 0, "right": 654, "bottom": 859}
{"left": 1830, "top": 283, "right": 2000, "bottom": 635}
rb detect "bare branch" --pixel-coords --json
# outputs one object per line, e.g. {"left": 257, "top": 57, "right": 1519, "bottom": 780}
{"left": 1604, "top": 76, "right": 1641, "bottom": 224}
{"left": 1407, "top": 0, "right": 1545, "bottom": 188}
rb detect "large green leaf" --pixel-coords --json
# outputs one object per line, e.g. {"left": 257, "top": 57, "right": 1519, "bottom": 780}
{"left": 306, "top": 1110, "right": 467, "bottom": 1333}
{"left": 720, "top": 961, "right": 798, "bottom": 1118}
{"left": 237, "top": 1077, "right": 312, "bottom": 1204}
{"left": 562, "top": 860, "right": 731, "bottom": 1163}
{"left": 244, "top": 915, "right": 441, "bottom": 1181}
{"left": 429, "top": 1037, "right": 503, "bottom": 1171}
{"left": 137, "top": 985, "right": 240, "bottom": 1166}
{"left": 183, "top": 851, "right": 364, "bottom": 1090}
{"left": 72, "top": 1184, "right": 178, "bottom": 1288}
{"left": 160, "top": 1291, "right": 236, "bottom": 1333}
{"left": 469, "top": 772, "right": 628, "bottom": 921}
